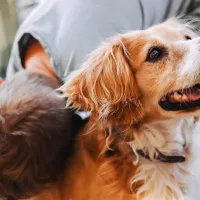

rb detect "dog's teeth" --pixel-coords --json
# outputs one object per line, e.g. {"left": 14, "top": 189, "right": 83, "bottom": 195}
{"left": 182, "top": 94, "right": 188, "bottom": 101}
{"left": 173, "top": 92, "right": 182, "bottom": 100}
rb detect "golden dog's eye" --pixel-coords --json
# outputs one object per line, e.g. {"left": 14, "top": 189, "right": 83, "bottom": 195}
{"left": 146, "top": 47, "right": 163, "bottom": 62}
{"left": 185, "top": 35, "right": 192, "bottom": 40}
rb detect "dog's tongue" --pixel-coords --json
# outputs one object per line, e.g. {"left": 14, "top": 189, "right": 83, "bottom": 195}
{"left": 186, "top": 88, "right": 200, "bottom": 101}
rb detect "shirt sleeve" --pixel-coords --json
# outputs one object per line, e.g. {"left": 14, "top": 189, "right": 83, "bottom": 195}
{"left": 6, "top": 0, "right": 60, "bottom": 79}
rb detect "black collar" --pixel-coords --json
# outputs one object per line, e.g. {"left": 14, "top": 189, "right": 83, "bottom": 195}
{"left": 137, "top": 149, "right": 185, "bottom": 163}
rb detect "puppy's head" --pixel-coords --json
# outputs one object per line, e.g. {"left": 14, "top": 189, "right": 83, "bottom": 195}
{"left": 61, "top": 19, "right": 200, "bottom": 125}
{"left": 0, "top": 71, "right": 79, "bottom": 199}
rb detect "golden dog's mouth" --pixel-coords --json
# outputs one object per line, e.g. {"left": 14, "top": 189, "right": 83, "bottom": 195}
{"left": 159, "top": 83, "right": 200, "bottom": 111}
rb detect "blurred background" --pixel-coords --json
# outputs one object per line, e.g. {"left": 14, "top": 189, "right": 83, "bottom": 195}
{"left": 0, "top": 0, "right": 40, "bottom": 77}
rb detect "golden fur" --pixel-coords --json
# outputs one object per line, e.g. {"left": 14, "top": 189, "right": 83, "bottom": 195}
{"left": 30, "top": 19, "right": 200, "bottom": 200}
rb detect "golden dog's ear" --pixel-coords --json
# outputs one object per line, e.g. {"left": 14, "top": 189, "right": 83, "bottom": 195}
{"left": 62, "top": 37, "right": 144, "bottom": 125}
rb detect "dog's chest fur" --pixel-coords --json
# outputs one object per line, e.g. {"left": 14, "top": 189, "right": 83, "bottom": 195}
{"left": 32, "top": 117, "right": 199, "bottom": 200}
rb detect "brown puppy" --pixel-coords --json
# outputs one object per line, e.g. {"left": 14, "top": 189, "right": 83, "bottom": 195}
{"left": 0, "top": 71, "right": 84, "bottom": 200}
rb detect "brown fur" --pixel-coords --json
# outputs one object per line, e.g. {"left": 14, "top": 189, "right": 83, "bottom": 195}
{"left": 0, "top": 71, "right": 84, "bottom": 200}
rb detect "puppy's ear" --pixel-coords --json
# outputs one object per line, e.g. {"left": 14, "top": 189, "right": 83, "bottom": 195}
{"left": 62, "top": 37, "right": 144, "bottom": 125}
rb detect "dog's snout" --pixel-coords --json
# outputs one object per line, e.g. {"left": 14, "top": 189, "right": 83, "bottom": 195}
{"left": 56, "top": 89, "right": 64, "bottom": 95}
{"left": 55, "top": 88, "right": 68, "bottom": 102}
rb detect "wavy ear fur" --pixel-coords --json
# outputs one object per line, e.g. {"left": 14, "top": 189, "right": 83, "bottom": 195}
{"left": 62, "top": 37, "right": 144, "bottom": 126}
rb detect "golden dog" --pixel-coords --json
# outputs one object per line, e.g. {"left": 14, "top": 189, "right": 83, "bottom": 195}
{"left": 32, "top": 19, "right": 200, "bottom": 200}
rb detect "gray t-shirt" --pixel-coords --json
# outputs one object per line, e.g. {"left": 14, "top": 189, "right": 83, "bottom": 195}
{"left": 6, "top": 0, "right": 200, "bottom": 82}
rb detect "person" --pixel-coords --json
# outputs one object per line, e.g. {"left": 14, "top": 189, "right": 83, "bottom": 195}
{"left": 7, "top": 0, "right": 200, "bottom": 81}
{"left": 3, "top": 0, "right": 200, "bottom": 199}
